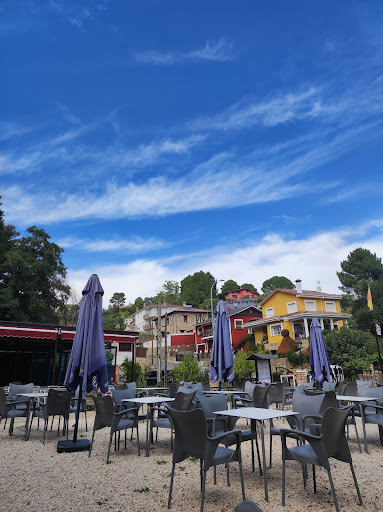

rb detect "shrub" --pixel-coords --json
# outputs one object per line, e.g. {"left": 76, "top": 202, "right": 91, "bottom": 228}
{"left": 286, "top": 350, "right": 301, "bottom": 365}
{"left": 233, "top": 350, "right": 255, "bottom": 380}
{"left": 281, "top": 329, "right": 290, "bottom": 337}
{"left": 120, "top": 357, "right": 143, "bottom": 384}
{"left": 277, "top": 335, "right": 298, "bottom": 357}
{"left": 171, "top": 355, "right": 201, "bottom": 383}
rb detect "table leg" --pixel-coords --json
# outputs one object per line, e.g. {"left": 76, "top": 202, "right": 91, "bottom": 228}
{"left": 260, "top": 420, "right": 268, "bottom": 502}
{"left": 146, "top": 404, "right": 150, "bottom": 457}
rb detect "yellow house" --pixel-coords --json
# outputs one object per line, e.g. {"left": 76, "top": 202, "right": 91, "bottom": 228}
{"left": 243, "top": 279, "right": 352, "bottom": 352}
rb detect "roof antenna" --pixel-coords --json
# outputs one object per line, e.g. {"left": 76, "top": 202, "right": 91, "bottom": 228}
{"left": 316, "top": 280, "right": 322, "bottom": 292}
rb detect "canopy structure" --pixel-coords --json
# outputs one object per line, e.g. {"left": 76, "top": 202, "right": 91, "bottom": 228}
{"left": 309, "top": 317, "right": 332, "bottom": 383}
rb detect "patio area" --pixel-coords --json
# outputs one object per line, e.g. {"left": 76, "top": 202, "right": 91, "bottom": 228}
{"left": 0, "top": 410, "right": 382, "bottom": 512}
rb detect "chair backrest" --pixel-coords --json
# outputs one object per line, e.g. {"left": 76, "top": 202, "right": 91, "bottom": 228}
{"left": 92, "top": 395, "right": 114, "bottom": 429}
{"left": 178, "top": 384, "right": 199, "bottom": 395}
{"left": 9, "top": 382, "right": 34, "bottom": 399}
{"left": 252, "top": 385, "right": 271, "bottom": 408}
{"left": 114, "top": 384, "right": 128, "bottom": 390}
{"left": 197, "top": 393, "right": 228, "bottom": 420}
{"left": 356, "top": 379, "right": 373, "bottom": 388}
{"left": 319, "top": 391, "right": 338, "bottom": 416}
{"left": 173, "top": 390, "right": 197, "bottom": 411}
{"left": 0, "top": 387, "right": 6, "bottom": 416}
{"left": 322, "top": 406, "right": 353, "bottom": 463}
{"left": 344, "top": 381, "right": 357, "bottom": 396}
{"left": 46, "top": 389, "right": 72, "bottom": 416}
{"left": 202, "top": 381, "right": 210, "bottom": 391}
{"left": 244, "top": 380, "right": 256, "bottom": 397}
{"left": 167, "top": 408, "right": 208, "bottom": 462}
{"left": 168, "top": 382, "right": 179, "bottom": 398}
{"left": 302, "top": 382, "right": 315, "bottom": 389}
{"left": 291, "top": 391, "right": 324, "bottom": 430}
{"left": 267, "top": 383, "right": 284, "bottom": 405}
{"left": 294, "top": 384, "right": 306, "bottom": 395}
{"left": 111, "top": 387, "right": 136, "bottom": 406}
{"left": 336, "top": 381, "right": 348, "bottom": 395}
{"left": 322, "top": 381, "right": 336, "bottom": 392}
{"left": 358, "top": 385, "right": 383, "bottom": 400}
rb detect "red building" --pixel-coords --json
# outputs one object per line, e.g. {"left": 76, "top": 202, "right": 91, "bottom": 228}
{"left": 224, "top": 288, "right": 259, "bottom": 301}
{"left": 195, "top": 304, "right": 262, "bottom": 354}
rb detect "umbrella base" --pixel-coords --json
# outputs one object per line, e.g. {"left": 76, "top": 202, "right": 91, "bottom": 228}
{"left": 57, "top": 439, "right": 90, "bottom": 453}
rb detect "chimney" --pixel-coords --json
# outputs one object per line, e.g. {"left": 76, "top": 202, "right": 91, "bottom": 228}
{"left": 295, "top": 279, "right": 302, "bottom": 294}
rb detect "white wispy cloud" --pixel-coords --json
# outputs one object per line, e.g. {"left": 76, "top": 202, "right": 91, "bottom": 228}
{"left": 2, "top": 118, "right": 381, "bottom": 225}
{"left": 135, "top": 38, "right": 233, "bottom": 65}
{"left": 57, "top": 235, "right": 170, "bottom": 253}
{"left": 67, "top": 220, "right": 383, "bottom": 304}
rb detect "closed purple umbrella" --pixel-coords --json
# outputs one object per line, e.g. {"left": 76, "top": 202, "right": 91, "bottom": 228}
{"left": 309, "top": 317, "right": 332, "bottom": 383}
{"left": 210, "top": 300, "right": 234, "bottom": 388}
{"left": 59, "top": 274, "right": 108, "bottom": 452}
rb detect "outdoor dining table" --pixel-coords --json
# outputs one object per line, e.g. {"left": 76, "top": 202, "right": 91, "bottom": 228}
{"left": 213, "top": 406, "right": 297, "bottom": 502}
{"left": 136, "top": 387, "right": 169, "bottom": 395}
{"left": 17, "top": 392, "right": 48, "bottom": 440}
{"left": 122, "top": 396, "right": 175, "bottom": 457}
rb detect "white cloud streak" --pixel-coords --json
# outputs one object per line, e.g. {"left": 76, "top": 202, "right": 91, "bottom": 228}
{"left": 57, "top": 235, "right": 170, "bottom": 253}
{"left": 135, "top": 38, "right": 233, "bottom": 65}
{"left": 67, "top": 220, "right": 383, "bottom": 305}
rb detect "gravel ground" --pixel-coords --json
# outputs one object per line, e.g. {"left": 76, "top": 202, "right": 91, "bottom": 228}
{"left": 0, "top": 409, "right": 381, "bottom": 512}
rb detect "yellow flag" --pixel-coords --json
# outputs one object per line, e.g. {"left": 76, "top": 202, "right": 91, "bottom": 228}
{"left": 367, "top": 284, "right": 373, "bottom": 311}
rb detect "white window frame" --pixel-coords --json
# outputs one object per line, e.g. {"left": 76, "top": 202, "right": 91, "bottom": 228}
{"left": 325, "top": 301, "right": 336, "bottom": 312}
{"left": 265, "top": 307, "right": 275, "bottom": 318}
{"left": 287, "top": 301, "right": 297, "bottom": 314}
{"left": 270, "top": 323, "right": 282, "bottom": 337}
{"left": 305, "top": 300, "right": 316, "bottom": 311}
{"left": 234, "top": 319, "right": 244, "bottom": 329}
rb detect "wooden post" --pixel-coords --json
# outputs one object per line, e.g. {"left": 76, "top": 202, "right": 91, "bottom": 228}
{"left": 151, "top": 320, "right": 154, "bottom": 365}
{"left": 157, "top": 301, "right": 161, "bottom": 384}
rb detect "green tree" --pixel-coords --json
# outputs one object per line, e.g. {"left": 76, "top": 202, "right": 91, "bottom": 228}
{"left": 102, "top": 309, "right": 125, "bottom": 330}
{"left": 171, "top": 355, "right": 201, "bottom": 382}
{"left": 153, "top": 280, "right": 181, "bottom": 305}
{"left": 134, "top": 296, "right": 144, "bottom": 310}
{"left": 233, "top": 350, "right": 254, "bottom": 380}
{"left": 180, "top": 270, "right": 216, "bottom": 308}
{"left": 240, "top": 283, "right": 259, "bottom": 294}
{"left": 120, "top": 357, "right": 143, "bottom": 384}
{"left": 220, "top": 279, "right": 240, "bottom": 297}
{"left": 110, "top": 292, "right": 126, "bottom": 311}
{"left": 324, "top": 327, "right": 379, "bottom": 372}
{"left": 261, "top": 276, "right": 294, "bottom": 296}
{"left": 0, "top": 211, "right": 70, "bottom": 323}
{"left": 337, "top": 248, "right": 383, "bottom": 329}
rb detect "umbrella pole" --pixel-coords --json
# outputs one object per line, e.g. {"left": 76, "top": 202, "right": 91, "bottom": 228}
{"left": 72, "top": 386, "right": 82, "bottom": 443}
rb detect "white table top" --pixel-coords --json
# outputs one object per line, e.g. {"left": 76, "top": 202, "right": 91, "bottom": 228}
{"left": 214, "top": 407, "right": 297, "bottom": 421}
{"left": 18, "top": 392, "right": 48, "bottom": 398}
{"left": 122, "top": 396, "right": 175, "bottom": 404}
{"left": 336, "top": 395, "right": 376, "bottom": 402}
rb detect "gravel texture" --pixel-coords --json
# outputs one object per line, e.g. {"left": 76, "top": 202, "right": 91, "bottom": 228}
{"left": 0, "top": 409, "right": 382, "bottom": 512}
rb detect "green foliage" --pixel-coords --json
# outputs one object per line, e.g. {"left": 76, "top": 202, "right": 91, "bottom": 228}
{"left": 105, "top": 350, "right": 114, "bottom": 365}
{"left": 272, "top": 370, "right": 284, "bottom": 383}
{"left": 134, "top": 296, "right": 144, "bottom": 310}
{"left": 286, "top": 350, "right": 304, "bottom": 365}
{"left": 240, "top": 283, "right": 258, "bottom": 294}
{"left": 277, "top": 336, "right": 298, "bottom": 357}
{"left": 337, "top": 248, "right": 383, "bottom": 329}
{"left": 171, "top": 355, "right": 201, "bottom": 382}
{"left": 281, "top": 329, "right": 290, "bottom": 337}
{"left": 109, "top": 292, "right": 126, "bottom": 310}
{"left": 220, "top": 279, "right": 240, "bottom": 297}
{"left": 0, "top": 203, "right": 70, "bottom": 323}
{"left": 120, "top": 357, "right": 143, "bottom": 384}
{"left": 261, "top": 276, "right": 295, "bottom": 296}
{"left": 180, "top": 270, "right": 217, "bottom": 308}
{"left": 324, "top": 326, "right": 380, "bottom": 371}
{"left": 102, "top": 308, "right": 125, "bottom": 330}
{"left": 153, "top": 280, "right": 181, "bottom": 305}
{"left": 233, "top": 350, "right": 255, "bottom": 380}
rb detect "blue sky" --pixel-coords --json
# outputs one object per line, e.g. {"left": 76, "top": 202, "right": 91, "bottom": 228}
{"left": 2, "top": 1, "right": 383, "bottom": 305}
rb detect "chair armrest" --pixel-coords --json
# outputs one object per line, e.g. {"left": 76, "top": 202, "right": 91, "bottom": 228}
{"left": 208, "top": 428, "right": 242, "bottom": 444}
{"left": 279, "top": 427, "right": 321, "bottom": 443}
{"left": 302, "top": 414, "right": 322, "bottom": 431}
{"left": 113, "top": 406, "right": 139, "bottom": 418}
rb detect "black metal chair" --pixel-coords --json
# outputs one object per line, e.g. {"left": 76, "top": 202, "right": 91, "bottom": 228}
{"left": 89, "top": 395, "right": 140, "bottom": 462}
{"left": 150, "top": 390, "right": 196, "bottom": 448}
{"left": 358, "top": 385, "right": 383, "bottom": 453}
{"left": 69, "top": 386, "right": 88, "bottom": 431}
{"left": 197, "top": 393, "right": 262, "bottom": 476}
{"left": 0, "top": 387, "right": 30, "bottom": 439}
{"left": 236, "top": 501, "right": 263, "bottom": 512}
{"left": 166, "top": 407, "right": 245, "bottom": 512}
{"left": 28, "top": 389, "right": 72, "bottom": 443}
{"left": 280, "top": 406, "right": 362, "bottom": 512}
